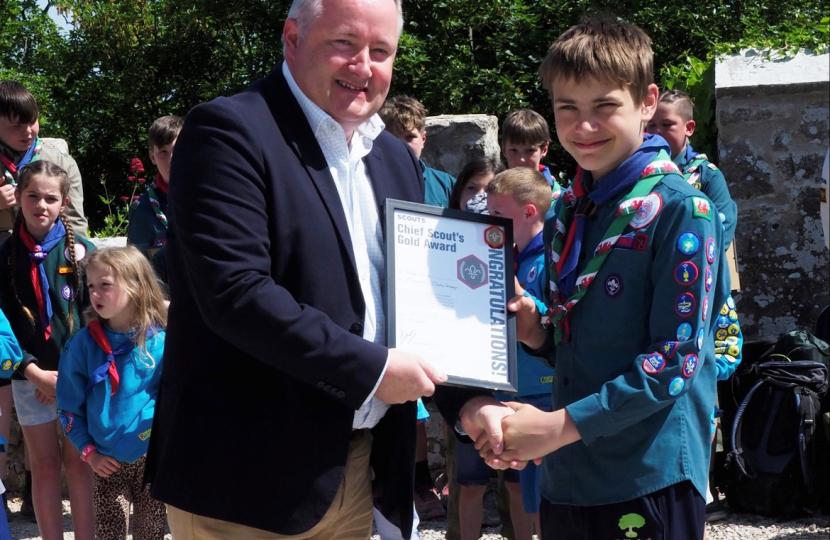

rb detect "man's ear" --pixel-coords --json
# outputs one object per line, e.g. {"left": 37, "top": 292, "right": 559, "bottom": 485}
{"left": 283, "top": 18, "right": 301, "bottom": 64}
{"left": 685, "top": 119, "right": 696, "bottom": 138}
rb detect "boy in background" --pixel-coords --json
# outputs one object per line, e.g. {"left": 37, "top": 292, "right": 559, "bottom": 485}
{"left": 501, "top": 109, "right": 561, "bottom": 202}
{"left": 127, "top": 115, "right": 183, "bottom": 260}
{"left": 483, "top": 20, "right": 731, "bottom": 539}
{"left": 379, "top": 96, "right": 456, "bottom": 208}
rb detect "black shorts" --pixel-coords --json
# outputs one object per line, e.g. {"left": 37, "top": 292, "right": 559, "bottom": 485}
{"left": 540, "top": 480, "right": 705, "bottom": 540}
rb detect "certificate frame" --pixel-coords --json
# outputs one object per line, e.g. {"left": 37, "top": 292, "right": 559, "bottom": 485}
{"left": 385, "top": 199, "right": 518, "bottom": 392}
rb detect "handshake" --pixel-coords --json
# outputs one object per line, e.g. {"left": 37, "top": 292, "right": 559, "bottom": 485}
{"left": 457, "top": 395, "right": 581, "bottom": 469}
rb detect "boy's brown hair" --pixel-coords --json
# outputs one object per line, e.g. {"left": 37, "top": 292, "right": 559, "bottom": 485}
{"left": 486, "top": 167, "right": 552, "bottom": 217}
{"left": 658, "top": 89, "right": 695, "bottom": 122}
{"left": 501, "top": 109, "right": 551, "bottom": 148}
{"left": 378, "top": 95, "right": 427, "bottom": 137}
{"left": 148, "top": 115, "right": 184, "bottom": 149}
{"left": 539, "top": 19, "right": 654, "bottom": 103}
{"left": 0, "top": 80, "right": 38, "bottom": 123}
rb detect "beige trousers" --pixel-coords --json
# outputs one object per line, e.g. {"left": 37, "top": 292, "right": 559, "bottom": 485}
{"left": 167, "top": 430, "right": 374, "bottom": 540}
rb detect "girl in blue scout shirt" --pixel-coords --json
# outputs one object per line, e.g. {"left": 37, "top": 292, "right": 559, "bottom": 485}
{"left": 0, "top": 309, "right": 20, "bottom": 540}
{"left": 0, "top": 160, "right": 95, "bottom": 540}
{"left": 57, "top": 246, "right": 167, "bottom": 540}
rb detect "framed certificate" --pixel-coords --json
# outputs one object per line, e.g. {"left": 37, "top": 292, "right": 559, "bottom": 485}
{"left": 385, "top": 199, "right": 517, "bottom": 391}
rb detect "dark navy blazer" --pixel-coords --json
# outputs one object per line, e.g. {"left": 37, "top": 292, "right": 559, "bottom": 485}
{"left": 145, "top": 66, "right": 425, "bottom": 536}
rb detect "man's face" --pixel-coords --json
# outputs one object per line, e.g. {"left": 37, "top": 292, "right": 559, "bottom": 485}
{"left": 283, "top": 0, "right": 399, "bottom": 138}
{"left": 552, "top": 75, "right": 657, "bottom": 181}
{"left": 503, "top": 141, "right": 548, "bottom": 170}
{"left": 646, "top": 103, "right": 694, "bottom": 159}
{"left": 0, "top": 115, "right": 39, "bottom": 153}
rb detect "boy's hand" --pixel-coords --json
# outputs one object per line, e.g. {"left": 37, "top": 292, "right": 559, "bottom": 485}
{"left": 87, "top": 451, "right": 121, "bottom": 477}
{"left": 458, "top": 395, "right": 517, "bottom": 462}
{"left": 508, "top": 278, "right": 546, "bottom": 349}
{"left": 0, "top": 184, "right": 16, "bottom": 210}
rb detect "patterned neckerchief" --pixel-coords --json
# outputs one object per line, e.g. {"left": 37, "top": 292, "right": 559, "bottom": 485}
{"left": 1, "top": 137, "right": 42, "bottom": 186}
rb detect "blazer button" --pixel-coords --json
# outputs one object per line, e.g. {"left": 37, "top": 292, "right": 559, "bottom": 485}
{"left": 336, "top": 390, "right": 346, "bottom": 399}
{"left": 350, "top": 322, "right": 364, "bottom": 335}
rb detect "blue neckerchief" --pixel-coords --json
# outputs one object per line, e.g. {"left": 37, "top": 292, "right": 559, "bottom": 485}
{"left": 558, "top": 134, "right": 671, "bottom": 296}
{"left": 27, "top": 219, "right": 66, "bottom": 331}
{"left": 18, "top": 138, "right": 39, "bottom": 168}
{"left": 85, "top": 325, "right": 160, "bottom": 394}
{"left": 515, "top": 231, "right": 545, "bottom": 266}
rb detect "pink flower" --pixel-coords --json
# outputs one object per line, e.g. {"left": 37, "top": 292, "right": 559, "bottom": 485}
{"left": 130, "top": 158, "right": 145, "bottom": 173}
{"left": 138, "top": 177, "right": 146, "bottom": 184}
{"left": 133, "top": 195, "right": 140, "bottom": 199}
{"left": 120, "top": 196, "right": 129, "bottom": 202}
{"left": 127, "top": 175, "right": 136, "bottom": 182}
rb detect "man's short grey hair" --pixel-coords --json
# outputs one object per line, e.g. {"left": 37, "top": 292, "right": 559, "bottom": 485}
{"left": 283, "top": 0, "right": 404, "bottom": 52}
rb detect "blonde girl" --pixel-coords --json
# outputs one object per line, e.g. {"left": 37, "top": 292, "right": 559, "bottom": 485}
{"left": 57, "top": 246, "right": 168, "bottom": 540}
{"left": 0, "top": 159, "right": 95, "bottom": 540}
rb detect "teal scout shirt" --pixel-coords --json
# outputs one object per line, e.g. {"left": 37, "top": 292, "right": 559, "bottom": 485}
{"left": 421, "top": 160, "right": 456, "bottom": 208}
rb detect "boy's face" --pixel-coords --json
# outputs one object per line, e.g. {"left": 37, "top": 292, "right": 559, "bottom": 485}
{"left": 503, "top": 141, "right": 548, "bottom": 170}
{"left": 0, "top": 115, "right": 40, "bottom": 153}
{"left": 645, "top": 103, "right": 695, "bottom": 159}
{"left": 398, "top": 127, "right": 426, "bottom": 159}
{"left": 551, "top": 75, "right": 658, "bottom": 180}
{"left": 149, "top": 138, "right": 177, "bottom": 183}
{"left": 487, "top": 192, "right": 535, "bottom": 248}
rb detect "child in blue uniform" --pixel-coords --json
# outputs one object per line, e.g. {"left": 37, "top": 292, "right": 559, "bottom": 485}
{"left": 57, "top": 246, "right": 168, "bottom": 540}
{"left": 0, "top": 310, "right": 21, "bottom": 540}
{"left": 0, "top": 160, "right": 95, "bottom": 540}
{"left": 479, "top": 20, "right": 731, "bottom": 540}
{"left": 501, "top": 109, "right": 562, "bottom": 203}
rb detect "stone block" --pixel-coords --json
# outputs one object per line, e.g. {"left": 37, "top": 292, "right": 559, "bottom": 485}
{"left": 422, "top": 114, "right": 500, "bottom": 178}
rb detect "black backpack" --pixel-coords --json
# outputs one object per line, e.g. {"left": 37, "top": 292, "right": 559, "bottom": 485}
{"left": 722, "top": 330, "right": 830, "bottom": 516}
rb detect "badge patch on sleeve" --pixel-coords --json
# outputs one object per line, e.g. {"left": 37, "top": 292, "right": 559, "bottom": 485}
{"left": 716, "top": 329, "right": 728, "bottom": 341}
{"left": 662, "top": 341, "right": 679, "bottom": 358}
{"left": 677, "top": 232, "right": 700, "bottom": 255}
{"left": 702, "top": 296, "right": 710, "bottom": 321}
{"left": 668, "top": 376, "right": 685, "bottom": 396}
{"left": 642, "top": 352, "right": 667, "bottom": 374}
{"left": 675, "top": 293, "right": 696, "bottom": 317}
{"left": 629, "top": 194, "right": 663, "bottom": 229}
{"left": 696, "top": 328, "right": 705, "bottom": 351}
{"left": 706, "top": 238, "right": 717, "bottom": 263}
{"left": 692, "top": 197, "right": 712, "bottom": 220}
{"left": 705, "top": 266, "right": 713, "bottom": 292}
{"left": 682, "top": 354, "right": 699, "bottom": 378}
{"left": 674, "top": 261, "right": 699, "bottom": 286}
{"left": 677, "top": 322, "right": 693, "bottom": 341}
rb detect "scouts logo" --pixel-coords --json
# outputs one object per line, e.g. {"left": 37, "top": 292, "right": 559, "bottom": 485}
{"left": 64, "top": 243, "right": 87, "bottom": 262}
{"left": 702, "top": 296, "right": 710, "bottom": 321}
{"left": 696, "top": 328, "right": 705, "bottom": 351}
{"left": 662, "top": 341, "right": 679, "bottom": 358}
{"left": 633, "top": 233, "right": 648, "bottom": 251}
{"left": 642, "top": 352, "right": 666, "bottom": 374}
{"left": 692, "top": 197, "right": 712, "bottom": 220}
{"left": 677, "top": 322, "right": 693, "bottom": 342}
{"left": 1, "top": 359, "right": 10, "bottom": 371}
{"left": 668, "top": 376, "right": 685, "bottom": 396}
{"left": 61, "top": 284, "right": 74, "bottom": 301}
{"left": 705, "top": 266, "right": 713, "bottom": 292}
{"left": 457, "top": 255, "right": 488, "bottom": 290}
{"left": 706, "top": 238, "right": 716, "bottom": 263}
{"left": 605, "top": 274, "right": 623, "bottom": 298}
{"left": 484, "top": 226, "right": 506, "bottom": 249}
{"left": 677, "top": 232, "right": 700, "bottom": 255}
{"left": 675, "top": 292, "right": 695, "bottom": 317}
{"left": 629, "top": 193, "right": 663, "bottom": 230}
{"left": 674, "top": 261, "right": 699, "bottom": 286}
{"left": 683, "top": 354, "right": 699, "bottom": 378}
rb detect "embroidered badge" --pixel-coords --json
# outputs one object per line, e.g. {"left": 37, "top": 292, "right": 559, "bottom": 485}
{"left": 675, "top": 292, "right": 696, "bottom": 317}
{"left": 728, "top": 310, "right": 739, "bottom": 322}
{"left": 696, "top": 328, "right": 705, "bottom": 351}
{"left": 59, "top": 411, "right": 74, "bottom": 434}
{"left": 674, "top": 261, "right": 699, "bottom": 286}
{"left": 64, "top": 243, "right": 87, "bottom": 262}
{"left": 682, "top": 354, "right": 699, "bottom": 378}
{"left": 527, "top": 265, "right": 538, "bottom": 282}
{"left": 727, "top": 323, "right": 740, "bottom": 336}
{"left": 677, "top": 232, "right": 700, "bottom": 255}
{"left": 723, "top": 353, "right": 738, "bottom": 364}
{"left": 633, "top": 233, "right": 648, "bottom": 251}
{"left": 677, "top": 322, "right": 693, "bottom": 342}
{"left": 484, "top": 226, "right": 506, "bottom": 249}
{"left": 716, "top": 329, "right": 728, "bottom": 341}
{"left": 605, "top": 274, "right": 623, "bottom": 297}
{"left": 1, "top": 359, "right": 10, "bottom": 371}
{"left": 702, "top": 296, "right": 710, "bottom": 321}
{"left": 717, "top": 315, "right": 730, "bottom": 329}
{"left": 642, "top": 352, "right": 667, "bottom": 374}
{"left": 706, "top": 238, "right": 717, "bottom": 264}
{"left": 629, "top": 193, "right": 663, "bottom": 230}
{"left": 616, "top": 232, "right": 637, "bottom": 250}
{"left": 728, "top": 344, "right": 741, "bottom": 357}
{"left": 720, "top": 304, "right": 730, "bottom": 316}
{"left": 58, "top": 266, "right": 74, "bottom": 274}
{"left": 662, "top": 341, "right": 679, "bottom": 358}
{"left": 61, "top": 284, "right": 74, "bottom": 301}
{"left": 727, "top": 296, "right": 736, "bottom": 310}
{"left": 692, "top": 197, "right": 712, "bottom": 220}
{"left": 668, "top": 376, "right": 685, "bottom": 396}
{"left": 138, "top": 428, "right": 152, "bottom": 441}
{"left": 705, "top": 266, "right": 713, "bottom": 292}
{"left": 725, "top": 336, "right": 740, "bottom": 347}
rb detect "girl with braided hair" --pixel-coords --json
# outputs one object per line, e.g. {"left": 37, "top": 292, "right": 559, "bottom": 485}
{"left": 0, "top": 159, "right": 95, "bottom": 540}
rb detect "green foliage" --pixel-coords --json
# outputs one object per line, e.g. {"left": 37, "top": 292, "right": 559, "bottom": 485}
{"left": 1, "top": 0, "right": 827, "bottom": 229}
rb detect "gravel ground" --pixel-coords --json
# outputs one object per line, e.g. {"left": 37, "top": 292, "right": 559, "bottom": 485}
{"left": 5, "top": 495, "right": 828, "bottom": 539}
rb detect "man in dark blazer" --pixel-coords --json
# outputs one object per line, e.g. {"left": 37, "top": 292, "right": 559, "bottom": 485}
{"left": 143, "top": 0, "right": 476, "bottom": 538}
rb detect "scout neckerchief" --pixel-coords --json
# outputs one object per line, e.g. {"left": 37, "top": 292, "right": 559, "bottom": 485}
{"left": 677, "top": 142, "right": 709, "bottom": 183}
{"left": 0, "top": 137, "right": 42, "bottom": 187}
{"left": 18, "top": 218, "right": 66, "bottom": 340}
{"left": 142, "top": 173, "right": 168, "bottom": 229}
{"left": 545, "top": 136, "right": 680, "bottom": 345}
{"left": 85, "top": 320, "right": 159, "bottom": 395}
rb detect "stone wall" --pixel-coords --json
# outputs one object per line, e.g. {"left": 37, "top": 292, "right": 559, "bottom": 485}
{"left": 422, "top": 114, "right": 500, "bottom": 178}
{"left": 716, "top": 50, "right": 830, "bottom": 340}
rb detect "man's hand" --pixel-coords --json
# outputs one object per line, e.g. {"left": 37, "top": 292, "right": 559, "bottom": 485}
{"left": 508, "top": 278, "right": 546, "bottom": 349}
{"left": 457, "top": 395, "right": 524, "bottom": 469}
{"left": 0, "top": 184, "right": 16, "bottom": 211}
{"left": 87, "top": 451, "right": 121, "bottom": 477}
{"left": 375, "top": 349, "right": 446, "bottom": 404}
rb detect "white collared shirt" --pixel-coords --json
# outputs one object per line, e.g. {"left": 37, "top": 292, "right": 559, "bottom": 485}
{"left": 283, "top": 62, "right": 390, "bottom": 429}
